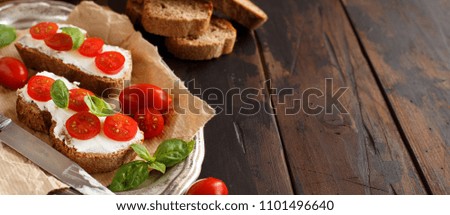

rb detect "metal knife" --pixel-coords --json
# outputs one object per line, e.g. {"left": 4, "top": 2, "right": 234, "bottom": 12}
{"left": 0, "top": 114, "right": 114, "bottom": 195}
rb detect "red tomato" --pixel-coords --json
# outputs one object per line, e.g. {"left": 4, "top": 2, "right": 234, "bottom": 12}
{"left": 0, "top": 57, "right": 28, "bottom": 90}
{"left": 68, "top": 88, "right": 94, "bottom": 112}
{"left": 44, "top": 33, "right": 73, "bottom": 51}
{"left": 29, "top": 22, "right": 58, "bottom": 40}
{"left": 133, "top": 108, "right": 164, "bottom": 139}
{"left": 27, "top": 75, "right": 55, "bottom": 101}
{"left": 119, "top": 84, "right": 172, "bottom": 115}
{"left": 95, "top": 51, "right": 125, "bottom": 74}
{"left": 104, "top": 113, "right": 138, "bottom": 141}
{"left": 78, "top": 37, "right": 104, "bottom": 57}
{"left": 65, "top": 111, "right": 101, "bottom": 140}
{"left": 186, "top": 177, "right": 229, "bottom": 195}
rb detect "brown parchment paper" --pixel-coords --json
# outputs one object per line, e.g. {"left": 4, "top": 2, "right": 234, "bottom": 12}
{"left": 0, "top": 1, "right": 214, "bottom": 194}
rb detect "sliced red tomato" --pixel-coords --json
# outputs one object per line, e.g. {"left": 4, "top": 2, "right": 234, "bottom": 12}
{"left": 68, "top": 88, "right": 94, "bottom": 112}
{"left": 44, "top": 33, "right": 73, "bottom": 51}
{"left": 78, "top": 37, "right": 104, "bottom": 57}
{"left": 27, "top": 75, "right": 55, "bottom": 101}
{"left": 95, "top": 51, "right": 125, "bottom": 74}
{"left": 186, "top": 177, "right": 229, "bottom": 195}
{"left": 104, "top": 113, "right": 138, "bottom": 141}
{"left": 133, "top": 108, "right": 164, "bottom": 139}
{"left": 119, "top": 84, "right": 172, "bottom": 115}
{"left": 29, "top": 22, "right": 58, "bottom": 40}
{"left": 0, "top": 57, "right": 28, "bottom": 90}
{"left": 65, "top": 111, "right": 101, "bottom": 140}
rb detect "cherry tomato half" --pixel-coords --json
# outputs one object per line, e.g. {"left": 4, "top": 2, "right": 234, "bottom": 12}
{"left": 68, "top": 88, "right": 94, "bottom": 112}
{"left": 119, "top": 84, "right": 172, "bottom": 115}
{"left": 29, "top": 22, "right": 58, "bottom": 40}
{"left": 65, "top": 111, "right": 101, "bottom": 140}
{"left": 186, "top": 177, "right": 229, "bottom": 195}
{"left": 44, "top": 33, "right": 73, "bottom": 51}
{"left": 104, "top": 113, "right": 138, "bottom": 141}
{"left": 78, "top": 37, "right": 104, "bottom": 57}
{"left": 133, "top": 108, "right": 164, "bottom": 139}
{"left": 95, "top": 51, "right": 125, "bottom": 74}
{"left": 0, "top": 57, "right": 28, "bottom": 90}
{"left": 26, "top": 75, "right": 55, "bottom": 101}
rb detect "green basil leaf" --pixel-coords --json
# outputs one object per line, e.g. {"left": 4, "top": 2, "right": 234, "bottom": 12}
{"left": 186, "top": 140, "right": 195, "bottom": 154}
{"left": 108, "top": 160, "right": 149, "bottom": 192}
{"left": 154, "top": 139, "right": 195, "bottom": 167}
{"left": 131, "top": 144, "right": 154, "bottom": 162}
{"left": 84, "top": 95, "right": 115, "bottom": 116}
{"left": 0, "top": 24, "right": 16, "bottom": 48}
{"left": 60, "top": 27, "right": 85, "bottom": 49}
{"left": 50, "top": 80, "right": 69, "bottom": 109}
{"left": 149, "top": 161, "right": 166, "bottom": 174}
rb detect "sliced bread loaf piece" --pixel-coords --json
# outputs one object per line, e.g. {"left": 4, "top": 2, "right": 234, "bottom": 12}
{"left": 15, "top": 23, "right": 132, "bottom": 97}
{"left": 16, "top": 72, "right": 144, "bottom": 174}
{"left": 141, "top": 0, "right": 213, "bottom": 37}
{"left": 212, "top": 0, "right": 268, "bottom": 29}
{"left": 165, "top": 18, "right": 236, "bottom": 60}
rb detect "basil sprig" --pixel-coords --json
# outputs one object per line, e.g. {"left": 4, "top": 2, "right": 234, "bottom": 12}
{"left": 50, "top": 80, "right": 69, "bottom": 108}
{"left": 109, "top": 139, "right": 195, "bottom": 192}
{"left": 60, "top": 27, "right": 85, "bottom": 49}
{"left": 84, "top": 95, "right": 115, "bottom": 116}
{"left": 0, "top": 24, "right": 16, "bottom": 48}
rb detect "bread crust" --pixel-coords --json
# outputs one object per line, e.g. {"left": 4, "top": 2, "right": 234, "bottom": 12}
{"left": 16, "top": 94, "right": 141, "bottom": 174}
{"left": 165, "top": 18, "right": 236, "bottom": 60}
{"left": 212, "top": 0, "right": 268, "bottom": 29}
{"left": 16, "top": 94, "right": 52, "bottom": 134}
{"left": 50, "top": 127, "right": 140, "bottom": 174}
{"left": 15, "top": 43, "right": 131, "bottom": 97}
{"left": 141, "top": 0, "right": 213, "bottom": 37}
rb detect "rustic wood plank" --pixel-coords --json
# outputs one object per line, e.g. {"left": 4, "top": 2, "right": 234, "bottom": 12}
{"left": 162, "top": 29, "right": 293, "bottom": 194}
{"left": 342, "top": 0, "right": 450, "bottom": 194}
{"left": 254, "top": 0, "right": 427, "bottom": 194}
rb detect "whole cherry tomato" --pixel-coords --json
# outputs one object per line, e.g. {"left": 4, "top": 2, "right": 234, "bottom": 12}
{"left": 0, "top": 57, "right": 28, "bottom": 90}
{"left": 119, "top": 84, "right": 172, "bottom": 115}
{"left": 186, "top": 177, "right": 229, "bottom": 195}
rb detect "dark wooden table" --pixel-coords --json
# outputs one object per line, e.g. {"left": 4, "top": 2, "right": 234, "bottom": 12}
{"left": 65, "top": 0, "right": 449, "bottom": 194}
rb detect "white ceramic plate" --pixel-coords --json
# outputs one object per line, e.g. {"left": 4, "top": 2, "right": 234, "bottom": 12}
{"left": 0, "top": 0, "right": 205, "bottom": 195}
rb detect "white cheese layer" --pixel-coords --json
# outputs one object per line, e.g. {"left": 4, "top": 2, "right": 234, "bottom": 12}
{"left": 18, "top": 24, "right": 131, "bottom": 79}
{"left": 18, "top": 71, "right": 143, "bottom": 154}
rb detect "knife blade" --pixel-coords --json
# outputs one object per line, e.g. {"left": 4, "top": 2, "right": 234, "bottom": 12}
{"left": 0, "top": 114, "right": 114, "bottom": 195}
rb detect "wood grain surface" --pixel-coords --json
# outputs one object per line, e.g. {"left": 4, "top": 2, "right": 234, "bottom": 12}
{"left": 254, "top": 0, "right": 427, "bottom": 194}
{"left": 153, "top": 27, "right": 294, "bottom": 194}
{"left": 342, "top": 0, "right": 450, "bottom": 194}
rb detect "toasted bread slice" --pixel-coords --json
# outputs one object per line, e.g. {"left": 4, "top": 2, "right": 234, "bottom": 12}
{"left": 16, "top": 72, "right": 144, "bottom": 174}
{"left": 212, "top": 0, "right": 268, "bottom": 29}
{"left": 141, "top": 0, "right": 213, "bottom": 37}
{"left": 15, "top": 24, "right": 132, "bottom": 97}
{"left": 165, "top": 18, "right": 236, "bottom": 60}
